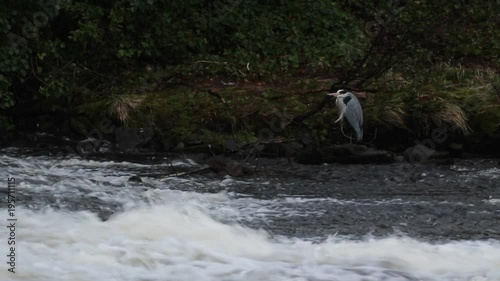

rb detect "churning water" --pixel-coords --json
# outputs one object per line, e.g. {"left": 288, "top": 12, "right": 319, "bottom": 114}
{"left": 0, "top": 147, "right": 499, "bottom": 281}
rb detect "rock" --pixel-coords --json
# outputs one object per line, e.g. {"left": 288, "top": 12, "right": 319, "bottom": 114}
{"left": 224, "top": 139, "right": 239, "bottom": 153}
{"left": 394, "top": 155, "right": 405, "bottom": 162}
{"left": 35, "top": 115, "right": 56, "bottom": 132}
{"left": 226, "top": 160, "right": 253, "bottom": 177}
{"left": 433, "top": 158, "right": 455, "bottom": 166}
{"left": 448, "top": 142, "right": 464, "bottom": 158}
{"left": 115, "top": 127, "right": 154, "bottom": 151}
{"left": 182, "top": 144, "right": 224, "bottom": 154}
{"left": 404, "top": 144, "right": 436, "bottom": 163}
{"left": 0, "top": 130, "right": 14, "bottom": 147}
{"left": 431, "top": 151, "right": 450, "bottom": 159}
{"left": 404, "top": 144, "right": 455, "bottom": 164}
{"left": 207, "top": 155, "right": 253, "bottom": 176}
{"left": 469, "top": 134, "right": 500, "bottom": 158}
{"left": 128, "top": 175, "right": 142, "bottom": 182}
{"left": 76, "top": 138, "right": 102, "bottom": 154}
{"left": 173, "top": 142, "right": 185, "bottom": 152}
{"left": 295, "top": 146, "right": 323, "bottom": 165}
{"left": 299, "top": 144, "right": 394, "bottom": 164}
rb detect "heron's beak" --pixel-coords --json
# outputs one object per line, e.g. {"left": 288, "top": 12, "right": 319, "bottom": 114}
{"left": 327, "top": 92, "right": 339, "bottom": 97}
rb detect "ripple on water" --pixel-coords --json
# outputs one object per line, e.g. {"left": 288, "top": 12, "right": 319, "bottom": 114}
{"left": 0, "top": 205, "right": 499, "bottom": 281}
{"left": 1, "top": 149, "right": 500, "bottom": 280}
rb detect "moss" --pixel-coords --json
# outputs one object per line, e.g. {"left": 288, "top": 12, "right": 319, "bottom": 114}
{"left": 57, "top": 63, "right": 499, "bottom": 153}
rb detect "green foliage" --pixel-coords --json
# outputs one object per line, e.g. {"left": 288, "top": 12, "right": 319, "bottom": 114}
{"left": 0, "top": 74, "right": 15, "bottom": 109}
{"left": 0, "top": 5, "right": 30, "bottom": 110}
{"left": 0, "top": 115, "right": 15, "bottom": 130}
{"left": 205, "top": 0, "right": 366, "bottom": 77}
{"left": 0, "top": 0, "right": 499, "bottom": 137}
{"left": 335, "top": 0, "right": 500, "bottom": 86}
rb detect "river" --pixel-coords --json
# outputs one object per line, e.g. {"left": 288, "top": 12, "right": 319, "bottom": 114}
{"left": 1, "top": 146, "right": 499, "bottom": 281}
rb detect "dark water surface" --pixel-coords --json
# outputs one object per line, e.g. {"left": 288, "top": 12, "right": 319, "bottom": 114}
{"left": 3, "top": 147, "right": 499, "bottom": 241}
{"left": 1, "top": 146, "right": 500, "bottom": 281}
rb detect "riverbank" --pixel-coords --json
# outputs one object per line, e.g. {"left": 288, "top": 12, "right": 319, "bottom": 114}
{"left": 2, "top": 64, "right": 500, "bottom": 161}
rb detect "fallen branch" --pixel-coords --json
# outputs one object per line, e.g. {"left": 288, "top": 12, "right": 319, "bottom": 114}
{"left": 138, "top": 164, "right": 211, "bottom": 178}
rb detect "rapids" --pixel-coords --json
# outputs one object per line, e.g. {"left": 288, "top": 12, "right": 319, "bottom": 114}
{"left": 1, "top": 147, "right": 499, "bottom": 281}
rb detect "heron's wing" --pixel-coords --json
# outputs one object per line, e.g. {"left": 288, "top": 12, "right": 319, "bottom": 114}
{"left": 343, "top": 93, "right": 364, "bottom": 141}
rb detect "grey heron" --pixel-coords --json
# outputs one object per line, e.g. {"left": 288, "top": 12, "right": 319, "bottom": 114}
{"left": 327, "top": 88, "right": 364, "bottom": 142}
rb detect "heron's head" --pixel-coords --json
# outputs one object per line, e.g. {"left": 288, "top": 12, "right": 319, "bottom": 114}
{"left": 327, "top": 89, "right": 346, "bottom": 97}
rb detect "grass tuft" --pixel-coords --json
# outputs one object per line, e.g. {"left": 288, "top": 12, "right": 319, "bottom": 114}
{"left": 108, "top": 95, "right": 144, "bottom": 125}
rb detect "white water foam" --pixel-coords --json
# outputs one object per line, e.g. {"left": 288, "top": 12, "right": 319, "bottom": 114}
{"left": 1, "top": 204, "right": 499, "bottom": 281}
{"left": 2, "top": 151, "right": 500, "bottom": 280}
{"left": 478, "top": 168, "right": 500, "bottom": 179}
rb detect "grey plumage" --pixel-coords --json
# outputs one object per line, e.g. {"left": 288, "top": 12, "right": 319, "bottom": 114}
{"left": 327, "top": 89, "right": 364, "bottom": 141}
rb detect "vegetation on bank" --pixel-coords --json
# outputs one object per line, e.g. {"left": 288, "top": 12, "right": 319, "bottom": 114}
{"left": 1, "top": 0, "right": 499, "bottom": 152}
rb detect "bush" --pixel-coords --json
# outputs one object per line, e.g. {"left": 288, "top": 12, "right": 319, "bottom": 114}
{"left": 0, "top": 0, "right": 498, "bottom": 134}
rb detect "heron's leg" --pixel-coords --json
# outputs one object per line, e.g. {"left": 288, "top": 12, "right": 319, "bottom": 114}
{"left": 340, "top": 122, "right": 355, "bottom": 142}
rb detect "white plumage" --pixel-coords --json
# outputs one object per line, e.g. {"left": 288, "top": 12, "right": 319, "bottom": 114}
{"left": 327, "top": 89, "right": 364, "bottom": 141}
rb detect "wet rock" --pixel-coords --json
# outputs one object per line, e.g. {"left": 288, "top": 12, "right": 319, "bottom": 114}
{"left": 128, "top": 175, "right": 142, "bottom": 182}
{"left": 295, "top": 146, "right": 323, "bottom": 165}
{"left": 35, "top": 115, "right": 56, "bottom": 132}
{"left": 226, "top": 160, "right": 253, "bottom": 177}
{"left": 172, "top": 142, "right": 185, "bottom": 152}
{"left": 10, "top": 132, "right": 80, "bottom": 153}
{"left": 76, "top": 138, "right": 103, "bottom": 154}
{"left": 183, "top": 144, "right": 224, "bottom": 154}
{"left": 469, "top": 133, "right": 500, "bottom": 157}
{"left": 115, "top": 127, "right": 154, "bottom": 151}
{"left": 394, "top": 155, "right": 405, "bottom": 162}
{"left": 404, "top": 144, "right": 436, "bottom": 162}
{"left": 303, "top": 144, "right": 394, "bottom": 164}
{"left": 448, "top": 142, "right": 464, "bottom": 157}
{"left": 207, "top": 155, "right": 253, "bottom": 176}
{"left": 433, "top": 158, "right": 455, "bottom": 166}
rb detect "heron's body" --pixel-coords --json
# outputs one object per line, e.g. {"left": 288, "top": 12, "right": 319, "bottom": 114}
{"left": 328, "top": 89, "right": 363, "bottom": 141}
